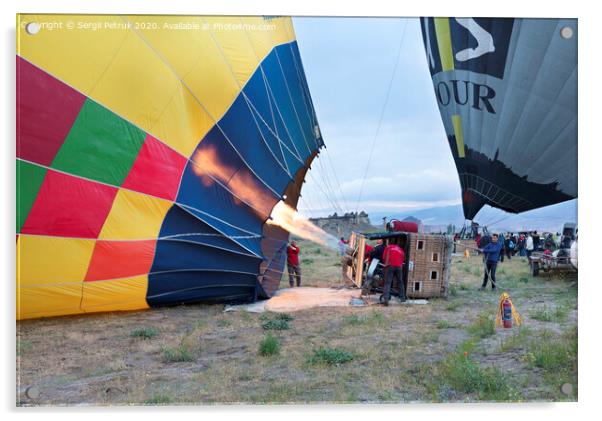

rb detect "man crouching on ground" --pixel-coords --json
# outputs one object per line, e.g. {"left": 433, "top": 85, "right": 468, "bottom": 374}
{"left": 287, "top": 240, "right": 301, "bottom": 287}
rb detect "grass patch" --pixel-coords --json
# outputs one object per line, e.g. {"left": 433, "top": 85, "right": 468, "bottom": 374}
{"left": 216, "top": 318, "right": 232, "bottom": 327}
{"left": 436, "top": 320, "right": 460, "bottom": 329}
{"left": 437, "top": 352, "right": 513, "bottom": 401}
{"left": 344, "top": 311, "right": 386, "bottom": 327}
{"left": 498, "top": 326, "right": 532, "bottom": 352}
{"left": 343, "top": 314, "right": 368, "bottom": 325}
{"left": 308, "top": 347, "right": 355, "bottom": 366}
{"left": 144, "top": 394, "right": 171, "bottom": 405}
{"left": 524, "top": 329, "right": 577, "bottom": 372}
{"left": 531, "top": 305, "right": 570, "bottom": 323}
{"left": 449, "top": 284, "right": 459, "bottom": 297}
{"left": 163, "top": 345, "right": 194, "bottom": 363}
{"left": 468, "top": 314, "right": 495, "bottom": 338}
{"left": 262, "top": 319, "right": 290, "bottom": 330}
{"left": 259, "top": 333, "right": 281, "bottom": 356}
{"left": 445, "top": 301, "right": 462, "bottom": 312}
{"left": 274, "top": 313, "right": 294, "bottom": 322}
{"left": 130, "top": 327, "right": 158, "bottom": 339}
{"left": 301, "top": 258, "right": 314, "bottom": 265}
{"left": 422, "top": 330, "right": 440, "bottom": 343}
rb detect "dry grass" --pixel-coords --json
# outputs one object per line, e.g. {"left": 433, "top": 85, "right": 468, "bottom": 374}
{"left": 16, "top": 249, "right": 577, "bottom": 405}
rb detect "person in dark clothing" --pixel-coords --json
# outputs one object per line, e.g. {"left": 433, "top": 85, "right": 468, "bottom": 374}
{"left": 286, "top": 241, "right": 301, "bottom": 287}
{"left": 381, "top": 242, "right": 405, "bottom": 305}
{"left": 505, "top": 234, "right": 514, "bottom": 260}
{"left": 480, "top": 234, "right": 503, "bottom": 291}
{"left": 533, "top": 231, "right": 541, "bottom": 251}
{"left": 499, "top": 234, "right": 506, "bottom": 262}
{"left": 368, "top": 239, "right": 385, "bottom": 262}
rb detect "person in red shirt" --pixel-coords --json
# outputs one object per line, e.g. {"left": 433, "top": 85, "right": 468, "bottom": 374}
{"left": 286, "top": 240, "right": 301, "bottom": 287}
{"left": 382, "top": 242, "right": 406, "bottom": 305}
{"left": 364, "top": 243, "right": 374, "bottom": 262}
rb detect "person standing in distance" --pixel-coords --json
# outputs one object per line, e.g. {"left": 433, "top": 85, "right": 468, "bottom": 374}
{"left": 287, "top": 240, "right": 302, "bottom": 287}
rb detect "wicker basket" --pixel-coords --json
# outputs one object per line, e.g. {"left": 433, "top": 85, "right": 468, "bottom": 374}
{"left": 406, "top": 234, "right": 452, "bottom": 298}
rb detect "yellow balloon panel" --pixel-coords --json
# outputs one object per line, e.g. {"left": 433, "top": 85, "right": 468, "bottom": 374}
{"left": 18, "top": 14, "right": 298, "bottom": 158}
{"left": 81, "top": 275, "right": 149, "bottom": 314}
{"left": 202, "top": 16, "right": 260, "bottom": 88}
{"left": 18, "top": 283, "right": 85, "bottom": 320}
{"left": 98, "top": 189, "right": 172, "bottom": 241}
{"left": 150, "top": 85, "right": 215, "bottom": 157}
{"left": 17, "top": 235, "right": 95, "bottom": 286}
{"left": 89, "top": 30, "right": 180, "bottom": 135}
{"left": 242, "top": 16, "right": 296, "bottom": 61}
{"left": 17, "top": 15, "right": 129, "bottom": 94}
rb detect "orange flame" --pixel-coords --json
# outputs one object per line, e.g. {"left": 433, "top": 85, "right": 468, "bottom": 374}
{"left": 267, "top": 201, "right": 338, "bottom": 249}
{"left": 191, "top": 146, "right": 335, "bottom": 248}
{"left": 191, "top": 145, "right": 274, "bottom": 218}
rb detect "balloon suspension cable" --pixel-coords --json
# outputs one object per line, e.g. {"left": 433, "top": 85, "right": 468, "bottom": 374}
{"left": 354, "top": 18, "right": 408, "bottom": 216}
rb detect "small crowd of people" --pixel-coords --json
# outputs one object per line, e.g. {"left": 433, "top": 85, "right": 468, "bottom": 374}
{"left": 468, "top": 230, "right": 568, "bottom": 262}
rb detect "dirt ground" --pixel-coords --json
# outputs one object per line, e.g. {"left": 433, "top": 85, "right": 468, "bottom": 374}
{"left": 16, "top": 239, "right": 578, "bottom": 405}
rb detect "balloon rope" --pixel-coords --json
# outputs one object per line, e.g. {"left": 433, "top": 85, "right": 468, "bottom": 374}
{"left": 354, "top": 18, "right": 409, "bottom": 216}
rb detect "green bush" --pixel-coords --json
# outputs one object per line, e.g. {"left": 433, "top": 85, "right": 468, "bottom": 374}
{"left": 163, "top": 345, "right": 194, "bottom": 362}
{"left": 262, "top": 319, "right": 290, "bottom": 330}
{"left": 468, "top": 314, "right": 495, "bottom": 338}
{"left": 528, "top": 336, "right": 577, "bottom": 372}
{"left": 259, "top": 333, "right": 281, "bottom": 356}
{"left": 275, "top": 313, "right": 294, "bottom": 321}
{"left": 439, "top": 353, "right": 511, "bottom": 400}
{"left": 131, "top": 327, "right": 158, "bottom": 339}
{"left": 308, "top": 347, "right": 355, "bottom": 366}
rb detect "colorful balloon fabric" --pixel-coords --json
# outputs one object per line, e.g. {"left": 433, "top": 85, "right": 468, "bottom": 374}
{"left": 420, "top": 18, "right": 577, "bottom": 220}
{"left": 17, "top": 16, "right": 323, "bottom": 319}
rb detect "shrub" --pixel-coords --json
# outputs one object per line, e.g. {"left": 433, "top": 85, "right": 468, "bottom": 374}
{"left": 275, "top": 313, "right": 294, "bottom": 321}
{"left": 259, "top": 333, "right": 280, "bottom": 356}
{"left": 439, "top": 353, "right": 511, "bottom": 400}
{"left": 308, "top": 347, "right": 355, "bottom": 366}
{"left": 262, "top": 319, "right": 290, "bottom": 330}
{"left": 528, "top": 335, "right": 577, "bottom": 372}
{"left": 468, "top": 314, "right": 495, "bottom": 338}
{"left": 163, "top": 345, "right": 194, "bottom": 362}
{"left": 131, "top": 327, "right": 158, "bottom": 339}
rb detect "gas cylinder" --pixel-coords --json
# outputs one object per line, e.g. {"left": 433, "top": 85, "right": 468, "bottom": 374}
{"left": 502, "top": 298, "right": 513, "bottom": 328}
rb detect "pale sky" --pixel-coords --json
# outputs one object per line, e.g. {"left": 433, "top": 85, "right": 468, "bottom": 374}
{"left": 292, "top": 17, "right": 462, "bottom": 218}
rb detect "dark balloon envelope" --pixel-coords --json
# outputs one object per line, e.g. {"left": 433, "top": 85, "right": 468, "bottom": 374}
{"left": 16, "top": 15, "right": 322, "bottom": 319}
{"left": 420, "top": 18, "right": 577, "bottom": 220}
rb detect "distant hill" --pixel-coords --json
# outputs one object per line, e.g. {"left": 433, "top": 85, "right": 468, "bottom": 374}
{"left": 369, "top": 199, "right": 578, "bottom": 232}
